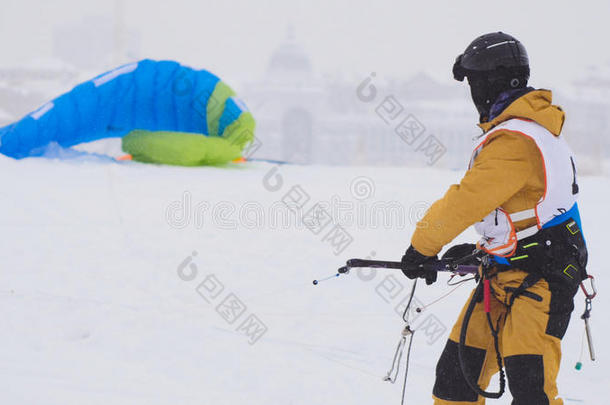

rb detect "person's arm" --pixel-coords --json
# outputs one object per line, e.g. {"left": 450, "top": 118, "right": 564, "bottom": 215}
{"left": 411, "top": 131, "right": 540, "bottom": 256}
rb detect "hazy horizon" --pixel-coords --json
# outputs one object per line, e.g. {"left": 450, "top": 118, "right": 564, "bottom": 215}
{"left": 1, "top": 0, "right": 610, "bottom": 91}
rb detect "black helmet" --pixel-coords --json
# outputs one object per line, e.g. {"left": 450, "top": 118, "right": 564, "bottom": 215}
{"left": 453, "top": 32, "right": 530, "bottom": 122}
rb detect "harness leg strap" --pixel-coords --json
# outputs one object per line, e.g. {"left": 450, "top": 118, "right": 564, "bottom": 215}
{"left": 508, "top": 273, "right": 542, "bottom": 308}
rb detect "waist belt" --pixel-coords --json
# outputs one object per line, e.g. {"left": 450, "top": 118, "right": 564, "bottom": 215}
{"left": 492, "top": 215, "right": 588, "bottom": 287}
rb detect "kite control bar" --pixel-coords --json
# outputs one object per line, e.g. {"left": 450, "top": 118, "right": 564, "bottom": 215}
{"left": 313, "top": 254, "right": 482, "bottom": 285}
{"left": 338, "top": 258, "right": 480, "bottom": 275}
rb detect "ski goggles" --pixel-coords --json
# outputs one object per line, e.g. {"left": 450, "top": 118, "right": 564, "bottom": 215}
{"left": 453, "top": 54, "right": 487, "bottom": 82}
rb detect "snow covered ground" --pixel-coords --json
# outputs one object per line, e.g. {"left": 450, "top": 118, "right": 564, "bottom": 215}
{"left": 0, "top": 155, "right": 607, "bottom": 404}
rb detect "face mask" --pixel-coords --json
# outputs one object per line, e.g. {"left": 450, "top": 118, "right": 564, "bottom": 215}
{"left": 468, "top": 77, "right": 494, "bottom": 123}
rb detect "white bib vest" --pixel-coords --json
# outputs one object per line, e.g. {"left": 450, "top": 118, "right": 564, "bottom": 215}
{"left": 470, "top": 118, "right": 579, "bottom": 257}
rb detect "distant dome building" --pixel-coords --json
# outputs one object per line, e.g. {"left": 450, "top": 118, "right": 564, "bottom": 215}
{"left": 244, "top": 28, "right": 324, "bottom": 164}
{"left": 242, "top": 28, "right": 476, "bottom": 167}
{"left": 267, "top": 31, "right": 313, "bottom": 78}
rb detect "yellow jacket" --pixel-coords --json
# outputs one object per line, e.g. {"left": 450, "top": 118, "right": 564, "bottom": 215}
{"left": 411, "top": 90, "right": 566, "bottom": 256}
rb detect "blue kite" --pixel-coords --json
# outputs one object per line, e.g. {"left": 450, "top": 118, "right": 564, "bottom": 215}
{"left": 0, "top": 59, "right": 255, "bottom": 165}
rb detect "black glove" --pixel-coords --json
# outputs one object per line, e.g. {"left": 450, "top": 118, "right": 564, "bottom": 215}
{"left": 442, "top": 243, "right": 481, "bottom": 282}
{"left": 441, "top": 243, "right": 480, "bottom": 264}
{"left": 401, "top": 245, "right": 438, "bottom": 285}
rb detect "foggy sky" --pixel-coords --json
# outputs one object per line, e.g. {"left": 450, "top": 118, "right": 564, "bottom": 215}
{"left": 1, "top": 0, "right": 609, "bottom": 90}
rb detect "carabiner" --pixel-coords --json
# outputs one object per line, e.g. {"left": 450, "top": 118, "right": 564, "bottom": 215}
{"left": 580, "top": 275, "right": 597, "bottom": 300}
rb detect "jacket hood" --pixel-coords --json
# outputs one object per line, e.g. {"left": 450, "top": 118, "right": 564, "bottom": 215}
{"left": 478, "top": 89, "right": 565, "bottom": 136}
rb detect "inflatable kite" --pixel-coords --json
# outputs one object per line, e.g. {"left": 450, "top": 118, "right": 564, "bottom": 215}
{"left": 0, "top": 59, "right": 255, "bottom": 165}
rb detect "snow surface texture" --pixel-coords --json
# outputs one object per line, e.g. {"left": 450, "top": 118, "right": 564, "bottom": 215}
{"left": 0, "top": 156, "right": 607, "bottom": 404}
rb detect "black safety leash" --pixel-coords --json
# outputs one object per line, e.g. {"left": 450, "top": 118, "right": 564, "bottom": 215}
{"left": 457, "top": 266, "right": 506, "bottom": 399}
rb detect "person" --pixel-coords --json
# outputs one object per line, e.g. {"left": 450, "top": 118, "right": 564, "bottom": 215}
{"left": 400, "top": 32, "right": 588, "bottom": 405}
